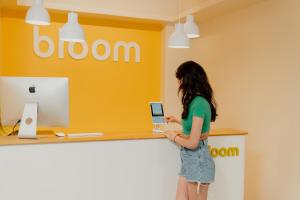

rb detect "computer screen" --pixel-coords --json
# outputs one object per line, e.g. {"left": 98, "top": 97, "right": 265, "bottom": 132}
{"left": 0, "top": 77, "right": 69, "bottom": 138}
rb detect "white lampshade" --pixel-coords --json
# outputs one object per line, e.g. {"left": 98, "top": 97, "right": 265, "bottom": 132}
{"left": 59, "top": 12, "right": 86, "bottom": 42}
{"left": 25, "top": 0, "right": 50, "bottom": 25}
{"left": 184, "top": 15, "right": 200, "bottom": 38}
{"left": 168, "top": 23, "right": 190, "bottom": 48}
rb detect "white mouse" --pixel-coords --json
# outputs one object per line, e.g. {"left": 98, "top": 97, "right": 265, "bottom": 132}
{"left": 55, "top": 132, "right": 65, "bottom": 137}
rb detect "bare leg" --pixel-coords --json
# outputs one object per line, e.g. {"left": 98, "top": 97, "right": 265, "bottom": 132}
{"left": 187, "top": 182, "right": 210, "bottom": 200}
{"left": 176, "top": 176, "right": 189, "bottom": 200}
{"left": 198, "top": 183, "right": 209, "bottom": 200}
{"left": 187, "top": 182, "right": 198, "bottom": 200}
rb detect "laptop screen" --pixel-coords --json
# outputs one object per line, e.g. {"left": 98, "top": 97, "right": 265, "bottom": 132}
{"left": 150, "top": 103, "right": 164, "bottom": 117}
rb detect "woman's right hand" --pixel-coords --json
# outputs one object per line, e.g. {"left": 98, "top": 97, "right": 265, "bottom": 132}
{"left": 165, "top": 115, "right": 181, "bottom": 124}
{"left": 200, "top": 133, "right": 209, "bottom": 141}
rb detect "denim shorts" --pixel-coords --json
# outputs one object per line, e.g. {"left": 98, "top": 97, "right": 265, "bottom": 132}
{"left": 179, "top": 140, "right": 215, "bottom": 183}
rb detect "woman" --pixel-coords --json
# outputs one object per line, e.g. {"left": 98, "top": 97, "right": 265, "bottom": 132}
{"left": 164, "top": 61, "right": 217, "bottom": 200}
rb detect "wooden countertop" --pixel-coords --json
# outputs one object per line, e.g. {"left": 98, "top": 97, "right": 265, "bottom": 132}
{"left": 0, "top": 128, "right": 247, "bottom": 146}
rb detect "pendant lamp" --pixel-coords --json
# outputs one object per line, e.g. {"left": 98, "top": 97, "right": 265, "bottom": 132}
{"left": 25, "top": 0, "right": 50, "bottom": 25}
{"left": 184, "top": 15, "right": 200, "bottom": 38}
{"left": 59, "top": 12, "right": 86, "bottom": 42}
{"left": 168, "top": 0, "right": 190, "bottom": 48}
{"left": 168, "top": 23, "right": 189, "bottom": 48}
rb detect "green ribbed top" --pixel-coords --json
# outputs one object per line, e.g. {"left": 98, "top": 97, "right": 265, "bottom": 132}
{"left": 182, "top": 96, "right": 211, "bottom": 135}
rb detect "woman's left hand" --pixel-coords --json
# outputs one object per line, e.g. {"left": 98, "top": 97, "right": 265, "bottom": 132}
{"left": 163, "top": 130, "right": 177, "bottom": 142}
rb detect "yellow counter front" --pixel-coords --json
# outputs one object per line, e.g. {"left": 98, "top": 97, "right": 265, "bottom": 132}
{"left": 0, "top": 128, "right": 247, "bottom": 200}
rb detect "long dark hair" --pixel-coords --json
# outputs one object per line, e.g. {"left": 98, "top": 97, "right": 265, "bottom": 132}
{"left": 176, "top": 61, "right": 217, "bottom": 121}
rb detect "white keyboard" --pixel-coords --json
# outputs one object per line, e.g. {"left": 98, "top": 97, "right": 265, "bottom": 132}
{"left": 67, "top": 132, "right": 103, "bottom": 137}
{"left": 56, "top": 132, "right": 103, "bottom": 137}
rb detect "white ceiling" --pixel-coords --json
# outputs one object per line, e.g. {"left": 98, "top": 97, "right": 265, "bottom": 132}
{"left": 1, "top": 0, "right": 225, "bottom": 22}
{"left": 0, "top": 0, "right": 263, "bottom": 23}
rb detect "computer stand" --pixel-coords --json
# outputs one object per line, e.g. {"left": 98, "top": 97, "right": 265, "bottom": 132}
{"left": 18, "top": 103, "right": 38, "bottom": 139}
{"left": 152, "top": 124, "right": 164, "bottom": 133}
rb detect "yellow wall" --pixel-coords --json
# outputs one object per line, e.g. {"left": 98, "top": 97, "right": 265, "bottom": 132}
{"left": 164, "top": 0, "right": 300, "bottom": 199}
{"left": 1, "top": 16, "right": 162, "bottom": 133}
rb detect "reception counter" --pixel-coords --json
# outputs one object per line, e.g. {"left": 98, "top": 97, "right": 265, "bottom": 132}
{"left": 0, "top": 128, "right": 247, "bottom": 200}
{"left": 0, "top": 128, "right": 245, "bottom": 146}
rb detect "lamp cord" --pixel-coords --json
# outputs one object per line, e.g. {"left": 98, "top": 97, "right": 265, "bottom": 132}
{"left": 178, "top": 0, "right": 182, "bottom": 23}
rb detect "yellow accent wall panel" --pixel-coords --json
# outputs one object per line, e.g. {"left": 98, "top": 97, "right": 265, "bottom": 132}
{"left": 1, "top": 17, "right": 161, "bottom": 133}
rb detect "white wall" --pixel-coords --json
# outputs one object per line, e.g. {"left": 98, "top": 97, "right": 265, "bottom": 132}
{"left": 164, "top": 0, "right": 300, "bottom": 199}
{"left": 162, "top": 25, "right": 192, "bottom": 130}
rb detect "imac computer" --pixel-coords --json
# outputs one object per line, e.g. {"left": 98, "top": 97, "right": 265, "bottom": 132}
{"left": 0, "top": 77, "right": 69, "bottom": 139}
{"left": 150, "top": 102, "right": 166, "bottom": 133}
